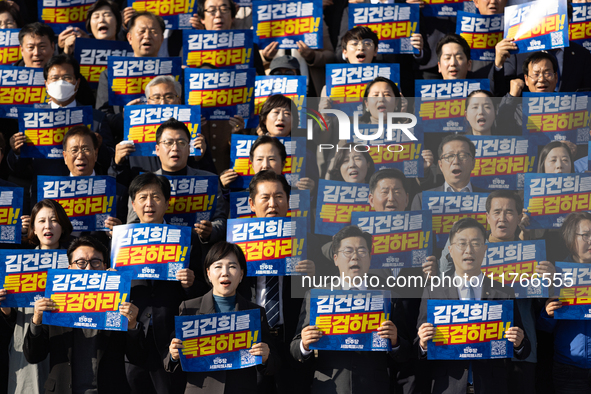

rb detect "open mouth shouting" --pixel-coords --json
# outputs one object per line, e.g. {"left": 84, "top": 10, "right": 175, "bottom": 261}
{"left": 43, "top": 231, "right": 54, "bottom": 241}
{"left": 356, "top": 51, "right": 367, "bottom": 62}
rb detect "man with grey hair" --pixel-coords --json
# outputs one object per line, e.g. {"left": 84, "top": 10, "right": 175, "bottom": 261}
{"left": 126, "top": 75, "right": 182, "bottom": 106}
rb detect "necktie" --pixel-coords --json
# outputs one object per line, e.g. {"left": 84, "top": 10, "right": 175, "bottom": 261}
{"left": 466, "top": 282, "right": 475, "bottom": 385}
{"left": 264, "top": 276, "right": 280, "bottom": 328}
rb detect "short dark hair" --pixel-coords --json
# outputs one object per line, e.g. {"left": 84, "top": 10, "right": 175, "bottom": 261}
{"left": 63, "top": 125, "right": 99, "bottom": 150}
{"left": 341, "top": 26, "right": 379, "bottom": 52}
{"left": 248, "top": 170, "right": 290, "bottom": 202}
{"left": 522, "top": 51, "right": 558, "bottom": 77}
{"left": 197, "top": 0, "right": 237, "bottom": 19}
{"left": 369, "top": 168, "right": 408, "bottom": 194}
{"left": 436, "top": 33, "right": 471, "bottom": 61}
{"left": 155, "top": 118, "right": 192, "bottom": 143}
{"left": 259, "top": 94, "right": 299, "bottom": 135}
{"left": 329, "top": 144, "right": 375, "bottom": 183}
{"left": 67, "top": 235, "right": 109, "bottom": 268}
{"left": 127, "top": 11, "right": 165, "bottom": 35}
{"left": 27, "top": 199, "right": 73, "bottom": 246}
{"left": 43, "top": 54, "right": 82, "bottom": 82}
{"left": 129, "top": 172, "right": 171, "bottom": 202}
{"left": 437, "top": 134, "right": 476, "bottom": 160}
{"left": 19, "top": 22, "right": 55, "bottom": 46}
{"left": 0, "top": 1, "right": 23, "bottom": 28}
{"left": 249, "top": 135, "right": 287, "bottom": 164}
{"left": 86, "top": 0, "right": 122, "bottom": 36}
{"left": 537, "top": 141, "right": 574, "bottom": 173}
{"left": 449, "top": 218, "right": 487, "bottom": 243}
{"left": 332, "top": 225, "right": 372, "bottom": 256}
{"left": 485, "top": 190, "right": 523, "bottom": 215}
{"left": 562, "top": 212, "right": 591, "bottom": 260}
{"left": 203, "top": 241, "right": 247, "bottom": 285}
{"left": 360, "top": 76, "right": 401, "bottom": 123}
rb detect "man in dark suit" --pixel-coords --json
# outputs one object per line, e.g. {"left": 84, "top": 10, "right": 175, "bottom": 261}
{"left": 411, "top": 134, "right": 488, "bottom": 211}
{"left": 124, "top": 172, "right": 206, "bottom": 394}
{"left": 416, "top": 218, "right": 531, "bottom": 394}
{"left": 290, "top": 225, "right": 411, "bottom": 393}
{"left": 489, "top": 37, "right": 591, "bottom": 97}
{"left": 23, "top": 235, "right": 146, "bottom": 394}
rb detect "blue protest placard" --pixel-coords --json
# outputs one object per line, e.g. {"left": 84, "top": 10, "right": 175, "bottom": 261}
{"left": 183, "top": 30, "right": 254, "bottom": 69}
{"left": 570, "top": 4, "right": 591, "bottom": 51}
{"left": 111, "top": 223, "right": 192, "bottom": 281}
{"left": 504, "top": 0, "right": 569, "bottom": 54}
{"left": 124, "top": 105, "right": 201, "bottom": 157}
{"left": 0, "top": 186, "right": 23, "bottom": 244}
{"left": 0, "top": 29, "right": 22, "bottom": 66}
{"left": 421, "top": 0, "right": 473, "bottom": 18}
{"left": 554, "top": 261, "right": 591, "bottom": 320}
{"left": 351, "top": 210, "right": 432, "bottom": 270}
{"left": 253, "top": 0, "right": 323, "bottom": 50}
{"left": 227, "top": 217, "right": 307, "bottom": 276}
{"left": 466, "top": 136, "right": 536, "bottom": 191}
{"left": 422, "top": 191, "right": 490, "bottom": 249}
{"left": 427, "top": 299, "right": 514, "bottom": 360}
{"left": 456, "top": 12, "right": 504, "bottom": 62}
{"left": 162, "top": 175, "right": 218, "bottom": 227}
{"left": 175, "top": 309, "right": 262, "bottom": 372}
{"left": 482, "top": 240, "right": 548, "bottom": 298}
{"left": 252, "top": 75, "right": 307, "bottom": 129}
{"left": 0, "top": 250, "right": 69, "bottom": 307}
{"left": 348, "top": 125, "right": 424, "bottom": 178}
{"left": 348, "top": 3, "right": 419, "bottom": 55}
{"left": 130, "top": 0, "right": 195, "bottom": 29}
{"left": 43, "top": 269, "right": 133, "bottom": 331}
{"left": 74, "top": 38, "right": 133, "bottom": 90}
{"left": 309, "top": 289, "right": 392, "bottom": 352}
{"left": 185, "top": 68, "right": 255, "bottom": 121}
{"left": 326, "top": 63, "right": 400, "bottom": 115}
{"left": 415, "top": 79, "right": 490, "bottom": 133}
{"left": 108, "top": 57, "right": 183, "bottom": 106}
{"left": 229, "top": 134, "right": 306, "bottom": 189}
{"left": 38, "top": 0, "right": 94, "bottom": 34}
{"left": 38, "top": 176, "right": 116, "bottom": 232}
{"left": 229, "top": 189, "right": 310, "bottom": 220}
{"left": 522, "top": 93, "right": 591, "bottom": 146}
{"left": 315, "top": 180, "right": 371, "bottom": 236}
{"left": 0, "top": 66, "right": 48, "bottom": 118}
{"left": 19, "top": 106, "right": 93, "bottom": 159}
{"left": 523, "top": 173, "right": 591, "bottom": 230}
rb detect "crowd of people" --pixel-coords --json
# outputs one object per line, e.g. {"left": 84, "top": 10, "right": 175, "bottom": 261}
{"left": 0, "top": 0, "right": 590, "bottom": 393}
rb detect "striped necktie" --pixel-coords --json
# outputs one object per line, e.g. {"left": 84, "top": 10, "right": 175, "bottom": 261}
{"left": 264, "top": 276, "right": 280, "bottom": 328}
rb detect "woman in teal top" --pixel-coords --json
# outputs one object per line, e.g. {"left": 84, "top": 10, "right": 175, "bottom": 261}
{"left": 165, "top": 242, "right": 279, "bottom": 394}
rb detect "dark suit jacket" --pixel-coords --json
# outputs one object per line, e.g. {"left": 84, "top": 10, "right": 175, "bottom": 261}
{"left": 23, "top": 322, "right": 146, "bottom": 394}
{"left": 410, "top": 184, "right": 489, "bottom": 211}
{"left": 164, "top": 290, "right": 280, "bottom": 394}
{"left": 290, "top": 289, "right": 411, "bottom": 394}
{"left": 489, "top": 41, "right": 591, "bottom": 97}
{"left": 415, "top": 278, "right": 531, "bottom": 394}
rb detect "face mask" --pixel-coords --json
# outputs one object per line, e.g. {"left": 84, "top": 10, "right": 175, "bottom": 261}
{"left": 46, "top": 79, "right": 77, "bottom": 102}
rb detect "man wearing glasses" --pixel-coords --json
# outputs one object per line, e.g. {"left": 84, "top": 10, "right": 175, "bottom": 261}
{"left": 24, "top": 235, "right": 146, "bottom": 394}
{"left": 291, "top": 225, "right": 411, "bottom": 393}
{"left": 122, "top": 119, "right": 228, "bottom": 245}
{"left": 416, "top": 218, "right": 530, "bottom": 394}
{"left": 8, "top": 54, "right": 115, "bottom": 212}
{"left": 411, "top": 135, "right": 487, "bottom": 211}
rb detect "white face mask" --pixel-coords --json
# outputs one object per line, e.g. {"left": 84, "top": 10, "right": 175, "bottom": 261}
{"left": 46, "top": 79, "right": 77, "bottom": 102}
